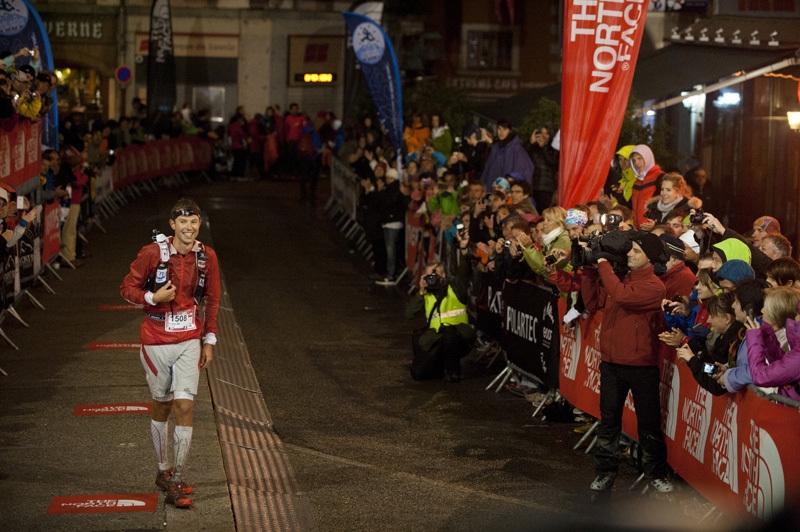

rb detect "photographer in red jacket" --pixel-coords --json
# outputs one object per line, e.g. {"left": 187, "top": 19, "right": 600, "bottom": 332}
{"left": 580, "top": 231, "right": 673, "bottom": 497}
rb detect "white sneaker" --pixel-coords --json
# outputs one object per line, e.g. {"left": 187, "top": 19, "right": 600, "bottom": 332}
{"left": 375, "top": 277, "right": 395, "bottom": 286}
{"left": 590, "top": 474, "right": 615, "bottom": 491}
{"left": 649, "top": 477, "right": 675, "bottom": 493}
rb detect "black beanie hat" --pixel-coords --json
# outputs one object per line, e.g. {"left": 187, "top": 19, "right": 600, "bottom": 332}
{"left": 632, "top": 232, "right": 667, "bottom": 264}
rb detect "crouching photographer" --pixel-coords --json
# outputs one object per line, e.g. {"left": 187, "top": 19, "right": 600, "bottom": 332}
{"left": 406, "top": 228, "right": 475, "bottom": 383}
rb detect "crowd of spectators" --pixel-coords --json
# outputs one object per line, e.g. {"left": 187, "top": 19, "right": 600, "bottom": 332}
{"left": 331, "top": 108, "right": 800, "bottom": 417}
{"left": 332, "top": 109, "right": 800, "bottom": 496}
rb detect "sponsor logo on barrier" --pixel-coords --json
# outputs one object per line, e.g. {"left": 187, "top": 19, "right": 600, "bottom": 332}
{"left": 582, "top": 324, "right": 602, "bottom": 394}
{"left": 742, "top": 421, "right": 784, "bottom": 519}
{"left": 660, "top": 359, "right": 680, "bottom": 440}
{"left": 488, "top": 285, "right": 503, "bottom": 315}
{"left": 680, "top": 384, "right": 712, "bottom": 461}
{"left": 506, "top": 306, "right": 537, "bottom": 342}
{"left": 561, "top": 323, "right": 581, "bottom": 382}
{"left": 88, "top": 342, "right": 141, "bottom": 350}
{"left": 47, "top": 493, "right": 158, "bottom": 514}
{"left": 73, "top": 403, "right": 152, "bottom": 416}
{"left": 711, "top": 399, "right": 739, "bottom": 493}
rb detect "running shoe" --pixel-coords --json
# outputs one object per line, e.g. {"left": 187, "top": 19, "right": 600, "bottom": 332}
{"left": 649, "top": 477, "right": 675, "bottom": 493}
{"left": 165, "top": 482, "right": 193, "bottom": 509}
{"left": 156, "top": 469, "right": 194, "bottom": 495}
{"left": 590, "top": 474, "right": 615, "bottom": 491}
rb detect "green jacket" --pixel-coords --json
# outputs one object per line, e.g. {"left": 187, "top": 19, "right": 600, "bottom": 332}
{"left": 522, "top": 230, "right": 572, "bottom": 276}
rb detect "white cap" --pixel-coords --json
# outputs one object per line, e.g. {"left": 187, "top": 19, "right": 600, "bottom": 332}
{"left": 679, "top": 229, "right": 700, "bottom": 253}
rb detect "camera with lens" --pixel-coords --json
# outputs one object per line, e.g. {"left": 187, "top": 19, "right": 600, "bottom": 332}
{"left": 689, "top": 208, "right": 705, "bottom": 225}
{"left": 503, "top": 239, "right": 512, "bottom": 248}
{"left": 424, "top": 273, "right": 442, "bottom": 292}
{"left": 544, "top": 253, "right": 558, "bottom": 266}
{"left": 570, "top": 229, "right": 635, "bottom": 274}
{"left": 455, "top": 223, "right": 465, "bottom": 238}
{"left": 592, "top": 213, "right": 623, "bottom": 231}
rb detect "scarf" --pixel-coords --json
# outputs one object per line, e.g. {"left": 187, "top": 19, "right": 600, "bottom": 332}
{"left": 656, "top": 196, "right": 683, "bottom": 216}
{"left": 542, "top": 227, "right": 564, "bottom": 248}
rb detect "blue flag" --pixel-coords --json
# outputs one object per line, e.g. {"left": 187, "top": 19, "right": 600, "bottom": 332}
{"left": 0, "top": 0, "right": 58, "bottom": 149}
{"left": 342, "top": 11, "right": 403, "bottom": 158}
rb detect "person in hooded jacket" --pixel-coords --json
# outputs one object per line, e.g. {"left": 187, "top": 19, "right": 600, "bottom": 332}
{"left": 480, "top": 119, "right": 534, "bottom": 190}
{"left": 629, "top": 144, "right": 664, "bottom": 230}
{"left": 375, "top": 166, "right": 408, "bottom": 285}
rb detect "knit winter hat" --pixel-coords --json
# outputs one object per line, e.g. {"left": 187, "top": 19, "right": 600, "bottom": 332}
{"left": 716, "top": 259, "right": 755, "bottom": 284}
{"left": 754, "top": 216, "right": 781, "bottom": 235}
{"left": 565, "top": 208, "right": 588, "bottom": 227}
{"left": 631, "top": 232, "right": 667, "bottom": 264}
{"left": 659, "top": 234, "right": 685, "bottom": 261}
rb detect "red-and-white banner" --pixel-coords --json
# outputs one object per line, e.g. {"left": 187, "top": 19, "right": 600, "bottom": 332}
{"left": 558, "top": 299, "right": 800, "bottom": 521}
{"left": 559, "top": 1, "right": 648, "bottom": 208}
{"left": 112, "top": 137, "right": 212, "bottom": 189}
{"left": 0, "top": 120, "right": 41, "bottom": 187}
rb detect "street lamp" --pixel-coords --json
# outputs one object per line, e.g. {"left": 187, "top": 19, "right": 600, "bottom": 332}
{"left": 788, "top": 112, "right": 800, "bottom": 131}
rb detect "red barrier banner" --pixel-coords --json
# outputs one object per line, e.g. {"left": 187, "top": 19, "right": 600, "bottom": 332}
{"left": 559, "top": 1, "right": 648, "bottom": 208}
{"left": 0, "top": 121, "right": 41, "bottom": 187}
{"left": 405, "top": 211, "right": 436, "bottom": 286}
{"left": 558, "top": 300, "right": 800, "bottom": 520}
{"left": 42, "top": 202, "right": 61, "bottom": 264}
{"left": 111, "top": 137, "right": 213, "bottom": 189}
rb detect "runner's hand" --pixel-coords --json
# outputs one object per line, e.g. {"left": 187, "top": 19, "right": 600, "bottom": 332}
{"left": 153, "top": 280, "right": 176, "bottom": 303}
{"left": 199, "top": 344, "right": 213, "bottom": 369}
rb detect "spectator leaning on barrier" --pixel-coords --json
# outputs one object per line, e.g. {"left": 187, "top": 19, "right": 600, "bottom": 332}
{"left": 676, "top": 292, "right": 746, "bottom": 396}
{"left": 745, "top": 287, "right": 800, "bottom": 403}
{"left": 120, "top": 198, "right": 220, "bottom": 510}
{"left": 580, "top": 231, "right": 674, "bottom": 496}
{"left": 406, "top": 227, "right": 475, "bottom": 383}
{"left": 716, "top": 277, "right": 770, "bottom": 394}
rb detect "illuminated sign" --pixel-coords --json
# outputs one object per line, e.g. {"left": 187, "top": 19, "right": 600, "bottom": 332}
{"left": 288, "top": 35, "right": 343, "bottom": 87}
{"left": 295, "top": 73, "right": 337, "bottom": 83}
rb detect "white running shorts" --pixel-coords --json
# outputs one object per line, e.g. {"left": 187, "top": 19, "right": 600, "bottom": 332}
{"left": 140, "top": 339, "right": 201, "bottom": 401}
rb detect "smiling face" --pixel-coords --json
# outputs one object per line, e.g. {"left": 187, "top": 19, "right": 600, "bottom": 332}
{"left": 169, "top": 214, "right": 201, "bottom": 250}
{"left": 661, "top": 181, "right": 679, "bottom": 204}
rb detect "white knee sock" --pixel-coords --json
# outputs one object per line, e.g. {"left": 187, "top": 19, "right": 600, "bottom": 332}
{"left": 172, "top": 425, "right": 193, "bottom": 482}
{"left": 151, "top": 419, "right": 170, "bottom": 471}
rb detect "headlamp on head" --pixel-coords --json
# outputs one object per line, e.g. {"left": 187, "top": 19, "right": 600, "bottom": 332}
{"left": 171, "top": 209, "right": 200, "bottom": 220}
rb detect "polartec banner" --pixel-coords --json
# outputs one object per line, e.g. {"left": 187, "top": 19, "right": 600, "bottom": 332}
{"left": 559, "top": 1, "right": 648, "bottom": 208}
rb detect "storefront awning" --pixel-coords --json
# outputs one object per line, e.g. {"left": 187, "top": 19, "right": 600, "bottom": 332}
{"left": 634, "top": 43, "right": 799, "bottom": 112}
{"left": 476, "top": 43, "right": 799, "bottom": 121}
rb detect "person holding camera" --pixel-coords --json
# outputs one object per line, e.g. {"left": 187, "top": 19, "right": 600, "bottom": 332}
{"left": 579, "top": 231, "right": 674, "bottom": 496}
{"left": 406, "top": 228, "right": 475, "bottom": 383}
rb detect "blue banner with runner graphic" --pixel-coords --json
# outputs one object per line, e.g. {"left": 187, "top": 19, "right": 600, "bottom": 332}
{"left": 0, "top": 0, "right": 58, "bottom": 150}
{"left": 342, "top": 11, "right": 403, "bottom": 155}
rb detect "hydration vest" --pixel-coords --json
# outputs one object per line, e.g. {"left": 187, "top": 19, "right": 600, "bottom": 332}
{"left": 146, "top": 231, "right": 208, "bottom": 304}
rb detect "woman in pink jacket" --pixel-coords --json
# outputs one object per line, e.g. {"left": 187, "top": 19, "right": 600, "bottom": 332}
{"left": 745, "top": 286, "right": 800, "bottom": 402}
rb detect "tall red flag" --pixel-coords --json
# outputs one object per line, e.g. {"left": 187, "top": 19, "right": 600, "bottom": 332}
{"left": 559, "top": 1, "right": 649, "bottom": 208}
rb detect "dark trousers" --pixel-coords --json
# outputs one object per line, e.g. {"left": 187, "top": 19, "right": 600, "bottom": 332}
{"left": 594, "top": 361, "right": 668, "bottom": 479}
{"left": 438, "top": 325, "right": 471, "bottom": 376}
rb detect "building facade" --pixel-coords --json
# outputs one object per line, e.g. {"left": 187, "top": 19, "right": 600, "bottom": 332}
{"left": 34, "top": 0, "right": 349, "bottom": 124}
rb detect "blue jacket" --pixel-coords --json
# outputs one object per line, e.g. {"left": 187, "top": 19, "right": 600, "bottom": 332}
{"left": 723, "top": 338, "right": 752, "bottom": 392}
{"left": 480, "top": 132, "right": 534, "bottom": 189}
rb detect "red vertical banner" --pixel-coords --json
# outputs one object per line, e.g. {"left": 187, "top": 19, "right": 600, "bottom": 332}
{"left": 559, "top": 1, "right": 648, "bottom": 208}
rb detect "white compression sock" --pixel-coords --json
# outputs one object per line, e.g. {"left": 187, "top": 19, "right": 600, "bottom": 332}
{"left": 151, "top": 419, "right": 170, "bottom": 471}
{"left": 172, "top": 425, "right": 193, "bottom": 482}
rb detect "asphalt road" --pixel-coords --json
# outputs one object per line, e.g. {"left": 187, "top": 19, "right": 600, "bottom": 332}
{"left": 188, "top": 177, "right": 726, "bottom": 532}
